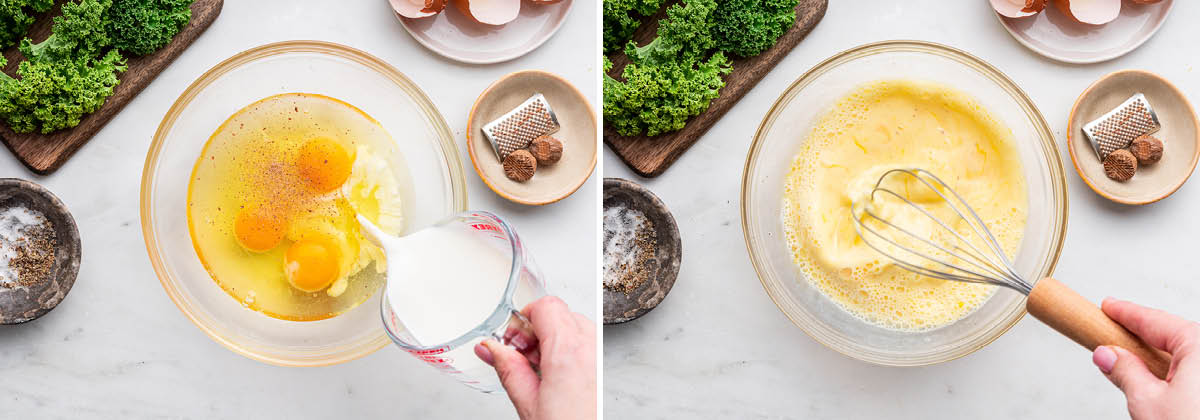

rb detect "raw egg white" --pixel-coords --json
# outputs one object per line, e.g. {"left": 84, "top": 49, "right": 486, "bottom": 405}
{"left": 188, "top": 93, "right": 413, "bottom": 321}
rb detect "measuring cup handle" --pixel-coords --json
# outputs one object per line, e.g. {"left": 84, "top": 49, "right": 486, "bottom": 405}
{"left": 1027, "top": 277, "right": 1172, "bottom": 379}
{"left": 507, "top": 308, "right": 538, "bottom": 344}
{"left": 490, "top": 308, "right": 540, "bottom": 364}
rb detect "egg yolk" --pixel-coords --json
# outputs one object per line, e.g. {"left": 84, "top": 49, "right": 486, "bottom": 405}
{"left": 297, "top": 138, "right": 353, "bottom": 192}
{"left": 284, "top": 237, "right": 342, "bottom": 292}
{"left": 233, "top": 206, "right": 286, "bottom": 252}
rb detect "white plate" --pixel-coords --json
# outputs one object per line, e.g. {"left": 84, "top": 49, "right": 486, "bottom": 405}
{"left": 395, "top": 0, "right": 572, "bottom": 64}
{"left": 995, "top": 0, "right": 1173, "bottom": 64}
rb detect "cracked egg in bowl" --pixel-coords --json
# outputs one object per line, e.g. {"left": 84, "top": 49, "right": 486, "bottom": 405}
{"left": 141, "top": 41, "right": 467, "bottom": 366}
{"left": 187, "top": 93, "right": 411, "bottom": 322}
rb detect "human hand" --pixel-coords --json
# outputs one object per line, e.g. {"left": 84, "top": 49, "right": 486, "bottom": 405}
{"left": 1092, "top": 298, "right": 1200, "bottom": 420}
{"left": 473, "top": 296, "right": 596, "bottom": 420}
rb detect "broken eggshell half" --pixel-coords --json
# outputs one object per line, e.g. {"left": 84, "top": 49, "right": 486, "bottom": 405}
{"left": 1053, "top": 0, "right": 1120, "bottom": 25}
{"left": 391, "top": 0, "right": 448, "bottom": 18}
{"left": 452, "top": 0, "right": 521, "bottom": 26}
{"left": 991, "top": 0, "right": 1046, "bottom": 18}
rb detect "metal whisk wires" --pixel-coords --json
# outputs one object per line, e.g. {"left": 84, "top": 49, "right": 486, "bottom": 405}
{"left": 850, "top": 169, "right": 1033, "bottom": 294}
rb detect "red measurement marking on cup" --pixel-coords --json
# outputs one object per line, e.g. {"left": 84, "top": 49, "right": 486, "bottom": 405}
{"left": 387, "top": 309, "right": 466, "bottom": 374}
{"left": 470, "top": 223, "right": 500, "bottom": 233}
{"left": 470, "top": 223, "right": 506, "bottom": 240}
{"left": 405, "top": 346, "right": 462, "bottom": 374}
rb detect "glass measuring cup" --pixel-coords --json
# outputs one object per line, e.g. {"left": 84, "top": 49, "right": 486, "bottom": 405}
{"left": 360, "top": 211, "right": 547, "bottom": 393}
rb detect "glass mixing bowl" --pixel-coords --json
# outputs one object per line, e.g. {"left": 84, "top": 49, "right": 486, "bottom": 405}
{"left": 141, "top": 41, "right": 468, "bottom": 366}
{"left": 741, "top": 41, "right": 1068, "bottom": 366}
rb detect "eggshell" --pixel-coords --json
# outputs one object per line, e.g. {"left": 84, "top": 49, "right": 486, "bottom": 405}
{"left": 391, "top": 0, "right": 447, "bottom": 18}
{"left": 1052, "top": 0, "right": 1120, "bottom": 25}
{"left": 451, "top": 0, "right": 521, "bottom": 25}
{"left": 991, "top": 0, "right": 1046, "bottom": 18}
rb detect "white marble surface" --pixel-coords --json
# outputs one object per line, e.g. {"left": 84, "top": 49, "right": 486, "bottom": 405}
{"left": 604, "top": 1, "right": 1200, "bottom": 418}
{"left": 0, "top": 1, "right": 596, "bottom": 418}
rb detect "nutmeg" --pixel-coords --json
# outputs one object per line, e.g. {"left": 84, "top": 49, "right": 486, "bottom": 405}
{"left": 1130, "top": 134, "right": 1163, "bottom": 165}
{"left": 530, "top": 135, "right": 563, "bottom": 165}
{"left": 1103, "top": 149, "right": 1137, "bottom": 182}
{"left": 503, "top": 149, "right": 537, "bottom": 182}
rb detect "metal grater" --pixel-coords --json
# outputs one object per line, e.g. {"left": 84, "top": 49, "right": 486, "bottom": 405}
{"left": 1082, "top": 93, "right": 1161, "bottom": 160}
{"left": 482, "top": 93, "right": 561, "bottom": 160}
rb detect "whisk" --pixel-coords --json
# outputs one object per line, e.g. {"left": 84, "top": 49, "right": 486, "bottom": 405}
{"left": 852, "top": 168, "right": 1170, "bottom": 378}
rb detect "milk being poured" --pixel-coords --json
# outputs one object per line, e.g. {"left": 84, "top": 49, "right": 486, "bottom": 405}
{"left": 383, "top": 224, "right": 512, "bottom": 346}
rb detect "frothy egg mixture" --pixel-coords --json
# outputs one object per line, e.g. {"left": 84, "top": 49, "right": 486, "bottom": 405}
{"left": 188, "top": 93, "right": 413, "bottom": 321}
{"left": 782, "top": 80, "right": 1028, "bottom": 331}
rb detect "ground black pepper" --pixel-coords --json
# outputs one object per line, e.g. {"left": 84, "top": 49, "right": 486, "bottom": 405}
{"left": 0, "top": 213, "right": 56, "bottom": 289}
{"left": 603, "top": 207, "right": 658, "bottom": 295}
{"left": 10, "top": 225, "right": 56, "bottom": 287}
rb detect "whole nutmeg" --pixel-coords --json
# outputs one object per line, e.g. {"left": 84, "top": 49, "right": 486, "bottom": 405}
{"left": 1130, "top": 134, "right": 1163, "bottom": 165}
{"left": 530, "top": 135, "right": 563, "bottom": 165}
{"left": 503, "top": 149, "right": 537, "bottom": 182}
{"left": 1103, "top": 149, "right": 1137, "bottom": 182}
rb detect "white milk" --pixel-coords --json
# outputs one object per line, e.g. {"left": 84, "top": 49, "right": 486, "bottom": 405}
{"left": 383, "top": 225, "right": 512, "bottom": 346}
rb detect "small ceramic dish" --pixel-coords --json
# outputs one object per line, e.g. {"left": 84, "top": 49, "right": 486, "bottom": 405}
{"left": 603, "top": 178, "right": 681, "bottom": 325}
{"left": 467, "top": 70, "right": 596, "bottom": 205}
{"left": 395, "top": 0, "right": 573, "bottom": 64}
{"left": 1068, "top": 70, "right": 1200, "bottom": 205}
{"left": 994, "top": 0, "right": 1174, "bottom": 64}
{"left": 0, "top": 179, "right": 81, "bottom": 324}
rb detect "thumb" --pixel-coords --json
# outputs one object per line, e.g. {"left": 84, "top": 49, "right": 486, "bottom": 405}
{"left": 1094, "top": 346, "right": 1165, "bottom": 397}
{"left": 478, "top": 340, "right": 540, "bottom": 418}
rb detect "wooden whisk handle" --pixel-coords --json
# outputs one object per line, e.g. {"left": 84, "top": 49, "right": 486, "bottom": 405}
{"left": 1027, "top": 277, "right": 1171, "bottom": 379}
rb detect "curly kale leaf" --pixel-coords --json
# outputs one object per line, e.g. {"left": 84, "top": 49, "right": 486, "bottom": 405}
{"left": 605, "top": 0, "right": 796, "bottom": 137}
{"left": 0, "top": 49, "right": 126, "bottom": 133}
{"left": 604, "top": 52, "right": 730, "bottom": 137}
{"left": 0, "top": 0, "right": 127, "bottom": 134}
{"left": 603, "top": 0, "right": 663, "bottom": 54}
{"left": 713, "top": 0, "right": 799, "bottom": 58}
{"left": 19, "top": 0, "right": 114, "bottom": 63}
{"left": 605, "top": 0, "right": 728, "bottom": 137}
{"left": 106, "top": 0, "right": 193, "bottom": 56}
{"left": 0, "top": 0, "right": 53, "bottom": 49}
{"left": 624, "top": 0, "right": 717, "bottom": 66}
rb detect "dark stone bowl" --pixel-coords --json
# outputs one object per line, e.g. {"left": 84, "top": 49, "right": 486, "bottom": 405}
{"left": 0, "top": 179, "right": 81, "bottom": 324}
{"left": 603, "top": 178, "right": 681, "bottom": 325}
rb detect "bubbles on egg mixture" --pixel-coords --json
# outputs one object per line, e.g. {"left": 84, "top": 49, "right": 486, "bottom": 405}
{"left": 780, "top": 80, "right": 1027, "bottom": 331}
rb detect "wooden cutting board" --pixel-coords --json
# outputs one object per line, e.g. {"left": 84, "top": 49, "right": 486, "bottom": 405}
{"left": 604, "top": 0, "right": 827, "bottom": 178}
{"left": 0, "top": 0, "right": 223, "bottom": 175}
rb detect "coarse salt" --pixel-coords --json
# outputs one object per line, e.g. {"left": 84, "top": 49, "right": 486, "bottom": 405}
{"left": 0, "top": 206, "right": 49, "bottom": 287}
{"left": 603, "top": 205, "right": 657, "bottom": 293}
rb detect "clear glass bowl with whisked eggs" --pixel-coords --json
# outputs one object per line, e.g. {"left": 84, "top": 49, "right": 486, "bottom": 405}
{"left": 141, "top": 41, "right": 468, "bottom": 366}
{"left": 741, "top": 41, "right": 1069, "bottom": 366}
